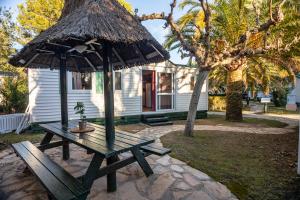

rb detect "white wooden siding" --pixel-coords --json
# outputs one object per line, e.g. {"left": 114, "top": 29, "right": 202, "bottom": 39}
{"left": 175, "top": 67, "right": 208, "bottom": 111}
{"left": 28, "top": 63, "right": 208, "bottom": 123}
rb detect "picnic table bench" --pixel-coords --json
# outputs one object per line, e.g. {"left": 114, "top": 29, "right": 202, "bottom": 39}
{"left": 12, "top": 141, "right": 89, "bottom": 200}
{"left": 12, "top": 120, "right": 170, "bottom": 199}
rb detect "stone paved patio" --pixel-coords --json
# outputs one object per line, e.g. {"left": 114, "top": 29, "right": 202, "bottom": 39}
{"left": 0, "top": 143, "right": 237, "bottom": 200}
{"left": 1, "top": 112, "right": 297, "bottom": 199}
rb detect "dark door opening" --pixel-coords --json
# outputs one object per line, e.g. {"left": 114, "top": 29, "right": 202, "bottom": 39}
{"left": 142, "top": 70, "right": 156, "bottom": 112}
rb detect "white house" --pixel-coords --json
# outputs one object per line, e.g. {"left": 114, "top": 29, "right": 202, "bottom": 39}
{"left": 286, "top": 74, "right": 300, "bottom": 110}
{"left": 296, "top": 74, "right": 300, "bottom": 104}
{"left": 28, "top": 61, "right": 208, "bottom": 124}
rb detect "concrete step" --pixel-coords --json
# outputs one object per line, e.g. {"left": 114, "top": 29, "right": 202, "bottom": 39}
{"left": 147, "top": 121, "right": 173, "bottom": 126}
{"left": 145, "top": 117, "right": 169, "bottom": 123}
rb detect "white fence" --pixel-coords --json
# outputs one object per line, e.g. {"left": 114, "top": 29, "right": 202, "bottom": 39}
{"left": 0, "top": 114, "right": 24, "bottom": 134}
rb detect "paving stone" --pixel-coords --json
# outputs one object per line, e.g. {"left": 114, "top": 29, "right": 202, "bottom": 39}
{"left": 153, "top": 165, "right": 168, "bottom": 175}
{"left": 117, "top": 173, "right": 129, "bottom": 183}
{"left": 173, "top": 172, "right": 183, "bottom": 178}
{"left": 203, "top": 181, "right": 232, "bottom": 199}
{"left": 89, "top": 188, "right": 119, "bottom": 200}
{"left": 135, "top": 176, "right": 151, "bottom": 194}
{"left": 7, "top": 191, "right": 31, "bottom": 200}
{"left": 148, "top": 154, "right": 161, "bottom": 161}
{"left": 119, "top": 182, "right": 148, "bottom": 200}
{"left": 170, "top": 165, "right": 184, "bottom": 173}
{"left": 172, "top": 191, "right": 192, "bottom": 200}
{"left": 171, "top": 158, "right": 186, "bottom": 165}
{"left": 146, "top": 157, "right": 156, "bottom": 165}
{"left": 156, "top": 155, "right": 170, "bottom": 166}
{"left": 186, "top": 191, "right": 214, "bottom": 200}
{"left": 0, "top": 150, "right": 10, "bottom": 159}
{"left": 174, "top": 181, "right": 191, "bottom": 190}
{"left": 148, "top": 172, "right": 175, "bottom": 200}
{"left": 183, "top": 173, "right": 201, "bottom": 187}
{"left": 0, "top": 125, "right": 239, "bottom": 200}
{"left": 184, "top": 165, "right": 211, "bottom": 180}
{"left": 121, "top": 152, "right": 132, "bottom": 158}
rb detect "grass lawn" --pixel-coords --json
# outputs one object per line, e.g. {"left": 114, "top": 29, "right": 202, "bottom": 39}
{"left": 161, "top": 127, "right": 300, "bottom": 200}
{"left": 0, "top": 132, "right": 45, "bottom": 151}
{"left": 243, "top": 103, "right": 299, "bottom": 115}
{"left": 266, "top": 105, "right": 299, "bottom": 115}
{"left": 174, "top": 114, "right": 289, "bottom": 128}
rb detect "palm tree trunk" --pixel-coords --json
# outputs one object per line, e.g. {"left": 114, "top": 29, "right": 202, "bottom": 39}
{"left": 184, "top": 70, "right": 209, "bottom": 136}
{"left": 226, "top": 67, "right": 243, "bottom": 121}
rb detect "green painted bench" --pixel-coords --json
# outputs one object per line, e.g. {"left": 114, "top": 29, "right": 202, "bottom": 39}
{"left": 11, "top": 141, "right": 89, "bottom": 200}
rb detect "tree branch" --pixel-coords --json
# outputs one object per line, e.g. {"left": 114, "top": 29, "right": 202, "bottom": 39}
{"left": 210, "top": 48, "right": 267, "bottom": 69}
{"left": 283, "top": 35, "right": 300, "bottom": 52}
{"left": 199, "top": 0, "right": 211, "bottom": 65}
{"left": 138, "top": 13, "right": 165, "bottom": 21}
{"left": 138, "top": 0, "right": 199, "bottom": 56}
{"left": 252, "top": 0, "right": 260, "bottom": 26}
{"left": 237, "top": 0, "right": 287, "bottom": 45}
{"left": 269, "top": 0, "right": 273, "bottom": 21}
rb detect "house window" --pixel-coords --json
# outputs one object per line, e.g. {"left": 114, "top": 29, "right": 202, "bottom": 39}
{"left": 72, "top": 72, "right": 92, "bottom": 90}
{"left": 114, "top": 72, "right": 122, "bottom": 90}
{"left": 190, "top": 76, "right": 195, "bottom": 90}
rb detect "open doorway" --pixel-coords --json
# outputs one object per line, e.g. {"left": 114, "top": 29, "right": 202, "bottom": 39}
{"left": 142, "top": 70, "right": 156, "bottom": 112}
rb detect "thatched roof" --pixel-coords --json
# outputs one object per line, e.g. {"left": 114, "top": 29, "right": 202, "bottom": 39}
{"left": 9, "top": 0, "right": 169, "bottom": 72}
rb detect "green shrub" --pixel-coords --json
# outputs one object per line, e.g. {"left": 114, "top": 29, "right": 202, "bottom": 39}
{"left": 273, "top": 89, "right": 288, "bottom": 107}
{"left": 209, "top": 96, "right": 226, "bottom": 111}
{"left": 0, "top": 77, "right": 28, "bottom": 113}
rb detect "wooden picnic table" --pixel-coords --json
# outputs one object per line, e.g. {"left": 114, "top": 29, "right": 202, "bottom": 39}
{"left": 38, "top": 120, "right": 156, "bottom": 192}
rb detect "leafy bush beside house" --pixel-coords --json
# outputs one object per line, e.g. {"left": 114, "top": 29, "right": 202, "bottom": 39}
{"left": 0, "top": 76, "right": 28, "bottom": 113}
{"left": 0, "top": 8, "right": 28, "bottom": 114}
{"left": 273, "top": 88, "right": 288, "bottom": 107}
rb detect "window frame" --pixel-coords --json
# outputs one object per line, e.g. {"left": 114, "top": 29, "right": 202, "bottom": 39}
{"left": 69, "top": 72, "right": 93, "bottom": 93}
{"left": 114, "top": 71, "right": 122, "bottom": 91}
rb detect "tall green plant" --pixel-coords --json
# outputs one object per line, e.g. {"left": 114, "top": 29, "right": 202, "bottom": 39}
{"left": 165, "top": 0, "right": 299, "bottom": 122}
{"left": 0, "top": 77, "right": 28, "bottom": 113}
{"left": 0, "top": 8, "right": 28, "bottom": 113}
{"left": 140, "top": 0, "right": 297, "bottom": 132}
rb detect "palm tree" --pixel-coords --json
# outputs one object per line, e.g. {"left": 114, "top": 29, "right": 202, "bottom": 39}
{"left": 165, "top": 0, "right": 299, "bottom": 121}
{"left": 209, "top": 55, "right": 299, "bottom": 105}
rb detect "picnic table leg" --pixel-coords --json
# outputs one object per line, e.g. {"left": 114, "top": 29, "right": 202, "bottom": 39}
{"left": 62, "top": 139, "right": 69, "bottom": 160}
{"left": 40, "top": 132, "right": 54, "bottom": 152}
{"left": 131, "top": 148, "right": 153, "bottom": 177}
{"left": 107, "top": 155, "right": 118, "bottom": 192}
{"left": 83, "top": 153, "right": 104, "bottom": 188}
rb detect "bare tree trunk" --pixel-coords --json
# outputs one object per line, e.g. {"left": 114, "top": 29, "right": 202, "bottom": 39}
{"left": 225, "top": 67, "right": 243, "bottom": 121}
{"left": 184, "top": 69, "right": 209, "bottom": 136}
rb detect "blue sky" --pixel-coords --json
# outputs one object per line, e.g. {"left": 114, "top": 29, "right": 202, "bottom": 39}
{"left": 0, "top": 0, "right": 188, "bottom": 64}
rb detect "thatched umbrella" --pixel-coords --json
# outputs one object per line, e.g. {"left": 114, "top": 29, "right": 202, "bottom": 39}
{"left": 10, "top": 0, "right": 168, "bottom": 138}
{"left": 9, "top": 0, "right": 169, "bottom": 191}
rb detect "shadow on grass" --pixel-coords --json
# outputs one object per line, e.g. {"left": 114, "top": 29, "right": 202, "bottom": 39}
{"left": 161, "top": 126, "right": 300, "bottom": 200}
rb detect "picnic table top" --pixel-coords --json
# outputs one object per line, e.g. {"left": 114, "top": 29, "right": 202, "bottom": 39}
{"left": 39, "top": 121, "right": 155, "bottom": 158}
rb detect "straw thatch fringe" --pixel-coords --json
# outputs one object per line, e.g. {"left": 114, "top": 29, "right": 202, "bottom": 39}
{"left": 9, "top": 0, "right": 169, "bottom": 71}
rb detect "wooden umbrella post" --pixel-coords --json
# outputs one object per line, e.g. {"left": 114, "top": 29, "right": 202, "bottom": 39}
{"left": 60, "top": 53, "right": 69, "bottom": 160}
{"left": 103, "top": 41, "right": 115, "bottom": 147}
{"left": 103, "top": 41, "right": 117, "bottom": 192}
{"left": 60, "top": 53, "right": 68, "bottom": 126}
